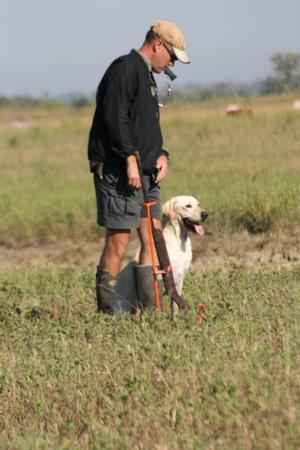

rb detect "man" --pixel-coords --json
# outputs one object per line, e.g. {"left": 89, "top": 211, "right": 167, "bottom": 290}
{"left": 88, "top": 21, "right": 190, "bottom": 313}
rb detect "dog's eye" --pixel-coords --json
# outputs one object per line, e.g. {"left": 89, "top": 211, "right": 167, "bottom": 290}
{"left": 185, "top": 204, "right": 192, "bottom": 208}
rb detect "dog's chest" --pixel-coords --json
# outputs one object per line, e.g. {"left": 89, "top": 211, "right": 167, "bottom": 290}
{"left": 165, "top": 233, "right": 192, "bottom": 273}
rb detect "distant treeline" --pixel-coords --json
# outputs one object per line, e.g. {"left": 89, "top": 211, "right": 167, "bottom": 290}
{"left": 0, "top": 95, "right": 52, "bottom": 107}
{"left": 170, "top": 81, "right": 263, "bottom": 102}
{"left": 0, "top": 94, "right": 90, "bottom": 108}
{"left": 1, "top": 52, "right": 300, "bottom": 107}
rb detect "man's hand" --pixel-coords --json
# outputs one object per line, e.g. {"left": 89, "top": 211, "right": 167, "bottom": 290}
{"left": 127, "top": 155, "right": 142, "bottom": 190}
{"left": 155, "top": 155, "right": 168, "bottom": 183}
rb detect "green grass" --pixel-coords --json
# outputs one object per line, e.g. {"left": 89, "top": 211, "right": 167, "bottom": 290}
{"left": 1, "top": 98, "right": 300, "bottom": 448}
{"left": 1, "top": 100, "right": 300, "bottom": 244}
{"left": 0, "top": 265, "right": 299, "bottom": 449}
{"left": 162, "top": 109, "right": 300, "bottom": 235}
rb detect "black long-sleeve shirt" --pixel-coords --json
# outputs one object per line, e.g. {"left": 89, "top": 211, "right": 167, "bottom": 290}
{"left": 88, "top": 50, "right": 168, "bottom": 173}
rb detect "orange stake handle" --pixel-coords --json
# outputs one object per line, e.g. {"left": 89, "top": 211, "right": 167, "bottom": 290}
{"left": 144, "top": 201, "right": 161, "bottom": 312}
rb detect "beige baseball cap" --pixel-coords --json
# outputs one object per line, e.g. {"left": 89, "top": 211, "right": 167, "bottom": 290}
{"left": 152, "top": 21, "right": 190, "bottom": 64}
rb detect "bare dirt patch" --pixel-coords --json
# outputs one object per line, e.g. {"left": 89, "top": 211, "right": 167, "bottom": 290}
{"left": 192, "top": 228, "right": 300, "bottom": 272}
{"left": 1, "top": 229, "right": 300, "bottom": 272}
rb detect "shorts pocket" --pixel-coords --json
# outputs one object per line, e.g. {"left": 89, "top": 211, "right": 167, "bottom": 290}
{"left": 108, "top": 187, "right": 127, "bottom": 215}
{"left": 126, "top": 195, "right": 139, "bottom": 216}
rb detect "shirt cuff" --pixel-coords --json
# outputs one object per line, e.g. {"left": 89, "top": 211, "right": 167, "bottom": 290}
{"left": 159, "top": 149, "right": 169, "bottom": 160}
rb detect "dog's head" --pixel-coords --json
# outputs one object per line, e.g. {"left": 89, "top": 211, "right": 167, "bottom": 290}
{"left": 162, "top": 195, "right": 208, "bottom": 236}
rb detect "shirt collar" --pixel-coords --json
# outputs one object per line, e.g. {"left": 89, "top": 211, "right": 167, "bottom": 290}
{"left": 134, "top": 49, "right": 152, "bottom": 72}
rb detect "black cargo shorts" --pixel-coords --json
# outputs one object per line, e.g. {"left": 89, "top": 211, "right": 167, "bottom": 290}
{"left": 93, "top": 164, "right": 162, "bottom": 229}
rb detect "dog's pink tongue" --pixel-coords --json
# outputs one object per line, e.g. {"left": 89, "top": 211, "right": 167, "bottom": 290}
{"left": 194, "top": 224, "right": 205, "bottom": 236}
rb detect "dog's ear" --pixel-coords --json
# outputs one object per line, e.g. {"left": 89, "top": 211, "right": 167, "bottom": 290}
{"left": 162, "top": 198, "right": 177, "bottom": 225}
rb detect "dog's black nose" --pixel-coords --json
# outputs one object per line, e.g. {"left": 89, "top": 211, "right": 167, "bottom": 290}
{"left": 201, "top": 211, "right": 208, "bottom": 221}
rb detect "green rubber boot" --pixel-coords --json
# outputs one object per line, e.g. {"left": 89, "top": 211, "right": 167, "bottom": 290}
{"left": 134, "top": 265, "right": 164, "bottom": 311}
{"left": 95, "top": 267, "right": 117, "bottom": 314}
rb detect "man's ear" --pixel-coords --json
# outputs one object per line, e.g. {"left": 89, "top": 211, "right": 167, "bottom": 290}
{"left": 153, "top": 39, "right": 162, "bottom": 53}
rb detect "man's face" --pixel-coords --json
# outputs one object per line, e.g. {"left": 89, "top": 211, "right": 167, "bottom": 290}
{"left": 151, "top": 40, "right": 177, "bottom": 74}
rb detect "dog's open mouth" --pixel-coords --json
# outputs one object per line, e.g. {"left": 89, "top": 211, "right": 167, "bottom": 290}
{"left": 182, "top": 218, "right": 205, "bottom": 235}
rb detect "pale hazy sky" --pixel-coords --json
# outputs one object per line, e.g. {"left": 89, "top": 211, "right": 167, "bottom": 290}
{"left": 1, "top": 0, "right": 299, "bottom": 96}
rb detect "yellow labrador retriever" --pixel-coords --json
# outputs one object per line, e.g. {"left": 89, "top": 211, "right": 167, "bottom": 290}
{"left": 114, "top": 195, "right": 208, "bottom": 313}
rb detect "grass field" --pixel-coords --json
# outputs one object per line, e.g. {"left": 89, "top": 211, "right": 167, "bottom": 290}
{"left": 1, "top": 266, "right": 299, "bottom": 449}
{"left": 1, "top": 94, "right": 300, "bottom": 244}
{"left": 0, "top": 95, "right": 300, "bottom": 449}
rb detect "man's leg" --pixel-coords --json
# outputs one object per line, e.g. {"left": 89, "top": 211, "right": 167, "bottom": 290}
{"left": 96, "top": 228, "right": 130, "bottom": 313}
{"left": 137, "top": 217, "right": 161, "bottom": 265}
{"left": 100, "top": 228, "right": 131, "bottom": 277}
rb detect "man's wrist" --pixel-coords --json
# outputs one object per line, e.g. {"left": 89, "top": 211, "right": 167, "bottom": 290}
{"left": 160, "top": 149, "right": 169, "bottom": 160}
{"left": 157, "top": 154, "right": 169, "bottom": 163}
{"left": 127, "top": 154, "right": 136, "bottom": 163}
